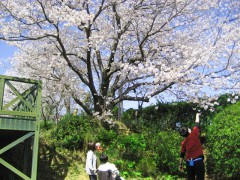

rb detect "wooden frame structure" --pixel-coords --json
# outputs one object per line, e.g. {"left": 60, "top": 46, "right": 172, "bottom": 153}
{"left": 0, "top": 75, "right": 42, "bottom": 180}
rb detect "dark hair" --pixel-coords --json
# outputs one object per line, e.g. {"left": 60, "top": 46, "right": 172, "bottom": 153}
{"left": 87, "top": 142, "right": 96, "bottom": 151}
{"left": 179, "top": 127, "right": 189, "bottom": 137}
{"left": 100, "top": 154, "right": 108, "bottom": 163}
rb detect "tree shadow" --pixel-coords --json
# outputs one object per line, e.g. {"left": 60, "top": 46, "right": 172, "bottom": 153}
{"left": 0, "top": 138, "right": 70, "bottom": 180}
{"left": 38, "top": 140, "right": 69, "bottom": 180}
{"left": 0, "top": 131, "right": 41, "bottom": 179}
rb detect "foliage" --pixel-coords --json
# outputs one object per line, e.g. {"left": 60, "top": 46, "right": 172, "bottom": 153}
{"left": 52, "top": 114, "right": 99, "bottom": 150}
{"left": 97, "top": 128, "right": 118, "bottom": 146}
{"left": 38, "top": 136, "right": 88, "bottom": 180}
{"left": 101, "top": 119, "right": 120, "bottom": 131}
{"left": 40, "top": 119, "right": 55, "bottom": 130}
{"left": 121, "top": 108, "right": 143, "bottom": 133}
{"left": 114, "top": 133, "right": 147, "bottom": 162}
{"left": 114, "top": 159, "right": 141, "bottom": 179}
{"left": 36, "top": 99, "right": 240, "bottom": 179}
{"left": 206, "top": 101, "right": 240, "bottom": 179}
{"left": 122, "top": 102, "right": 201, "bottom": 132}
{"left": 136, "top": 157, "right": 157, "bottom": 177}
{"left": 204, "top": 94, "right": 240, "bottom": 124}
{"left": 216, "top": 93, "right": 240, "bottom": 110}
{"left": 102, "top": 128, "right": 183, "bottom": 178}
{"left": 147, "top": 130, "right": 183, "bottom": 176}
{"left": 3, "top": 93, "right": 240, "bottom": 180}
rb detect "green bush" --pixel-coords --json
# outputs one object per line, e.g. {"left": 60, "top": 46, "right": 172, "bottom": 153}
{"left": 121, "top": 108, "right": 142, "bottom": 133}
{"left": 206, "top": 101, "right": 240, "bottom": 179}
{"left": 122, "top": 102, "right": 203, "bottom": 132}
{"left": 114, "top": 159, "right": 141, "bottom": 179}
{"left": 104, "top": 129, "right": 183, "bottom": 178}
{"left": 136, "top": 157, "right": 157, "bottom": 177}
{"left": 97, "top": 129, "right": 118, "bottom": 146}
{"left": 150, "top": 131, "right": 182, "bottom": 175}
{"left": 40, "top": 119, "right": 55, "bottom": 130}
{"left": 101, "top": 119, "right": 120, "bottom": 131}
{"left": 116, "top": 134, "right": 147, "bottom": 162}
{"left": 103, "top": 133, "right": 148, "bottom": 178}
{"left": 52, "top": 114, "right": 98, "bottom": 150}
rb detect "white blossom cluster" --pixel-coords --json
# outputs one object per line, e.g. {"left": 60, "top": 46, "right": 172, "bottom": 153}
{"left": 0, "top": 0, "right": 240, "bottom": 115}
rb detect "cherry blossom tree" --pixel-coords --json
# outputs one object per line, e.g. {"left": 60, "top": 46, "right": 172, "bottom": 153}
{"left": 0, "top": 0, "right": 239, "bottom": 116}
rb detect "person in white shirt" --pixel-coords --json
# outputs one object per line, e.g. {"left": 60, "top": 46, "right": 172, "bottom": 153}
{"left": 86, "top": 142, "right": 99, "bottom": 180}
{"left": 97, "top": 154, "right": 124, "bottom": 180}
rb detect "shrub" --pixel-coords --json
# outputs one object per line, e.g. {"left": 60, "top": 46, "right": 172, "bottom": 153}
{"left": 121, "top": 102, "right": 204, "bottom": 132}
{"left": 150, "top": 130, "right": 183, "bottom": 175}
{"left": 52, "top": 114, "right": 97, "bottom": 150}
{"left": 116, "top": 133, "right": 147, "bottom": 162}
{"left": 40, "top": 119, "right": 55, "bottom": 130}
{"left": 136, "top": 157, "right": 157, "bottom": 177}
{"left": 206, "top": 101, "right": 240, "bottom": 179}
{"left": 105, "top": 130, "right": 183, "bottom": 178}
{"left": 114, "top": 159, "right": 140, "bottom": 179}
{"left": 101, "top": 119, "right": 120, "bottom": 131}
{"left": 121, "top": 108, "right": 142, "bottom": 133}
{"left": 97, "top": 129, "right": 118, "bottom": 146}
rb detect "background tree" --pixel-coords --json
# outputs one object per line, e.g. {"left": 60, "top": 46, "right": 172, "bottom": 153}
{"left": 206, "top": 100, "right": 240, "bottom": 179}
{"left": 0, "top": 0, "right": 240, "bottom": 116}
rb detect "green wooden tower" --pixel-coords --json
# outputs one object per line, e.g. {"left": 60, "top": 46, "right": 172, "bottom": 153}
{"left": 0, "top": 75, "right": 42, "bottom": 180}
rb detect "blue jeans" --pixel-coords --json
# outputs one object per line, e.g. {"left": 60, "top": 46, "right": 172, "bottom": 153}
{"left": 186, "top": 160, "right": 205, "bottom": 180}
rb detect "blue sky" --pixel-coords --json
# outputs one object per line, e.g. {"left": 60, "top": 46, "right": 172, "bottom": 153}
{"left": 0, "top": 41, "right": 17, "bottom": 74}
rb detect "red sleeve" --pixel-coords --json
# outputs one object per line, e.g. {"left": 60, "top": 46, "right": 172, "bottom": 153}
{"left": 181, "top": 140, "right": 186, "bottom": 153}
{"left": 192, "top": 126, "right": 199, "bottom": 136}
